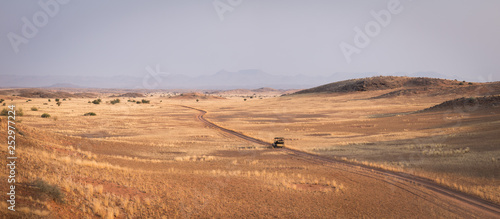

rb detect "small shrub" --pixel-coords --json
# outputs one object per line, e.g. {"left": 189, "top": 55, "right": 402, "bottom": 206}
{"left": 0, "top": 108, "right": 8, "bottom": 116}
{"left": 31, "top": 107, "right": 38, "bottom": 111}
{"left": 2, "top": 108, "right": 21, "bottom": 116}
{"left": 34, "top": 178, "right": 64, "bottom": 202}
{"left": 466, "top": 97, "right": 477, "bottom": 104}
{"left": 141, "top": 99, "right": 150, "bottom": 104}
{"left": 62, "top": 98, "right": 66, "bottom": 101}
{"left": 196, "top": 99, "right": 199, "bottom": 102}
{"left": 136, "top": 101, "right": 141, "bottom": 104}
{"left": 459, "top": 82, "right": 464, "bottom": 85}
{"left": 56, "top": 102, "right": 62, "bottom": 106}
{"left": 41, "top": 113, "right": 51, "bottom": 118}
{"left": 244, "top": 98, "right": 247, "bottom": 101}
{"left": 0, "top": 99, "right": 4, "bottom": 103}
{"left": 468, "top": 82, "right": 473, "bottom": 85}
{"left": 92, "top": 99, "right": 100, "bottom": 104}
{"left": 84, "top": 112, "right": 97, "bottom": 116}
{"left": 110, "top": 99, "right": 120, "bottom": 104}
{"left": 2, "top": 103, "right": 5, "bottom": 106}
{"left": 48, "top": 99, "right": 51, "bottom": 102}
{"left": 55, "top": 98, "right": 60, "bottom": 102}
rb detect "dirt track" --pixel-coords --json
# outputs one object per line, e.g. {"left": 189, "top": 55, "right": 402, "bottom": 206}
{"left": 182, "top": 105, "right": 500, "bottom": 218}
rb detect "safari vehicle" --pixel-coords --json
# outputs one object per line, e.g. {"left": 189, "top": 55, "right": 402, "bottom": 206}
{"left": 272, "top": 137, "right": 285, "bottom": 148}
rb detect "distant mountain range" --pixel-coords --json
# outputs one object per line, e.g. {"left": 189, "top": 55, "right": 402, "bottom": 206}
{"left": 0, "top": 69, "right": 463, "bottom": 90}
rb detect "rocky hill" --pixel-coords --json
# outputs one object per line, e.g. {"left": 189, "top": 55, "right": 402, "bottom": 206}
{"left": 294, "top": 76, "right": 458, "bottom": 94}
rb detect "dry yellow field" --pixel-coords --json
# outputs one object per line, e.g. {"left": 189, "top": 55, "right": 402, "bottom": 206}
{"left": 0, "top": 84, "right": 499, "bottom": 218}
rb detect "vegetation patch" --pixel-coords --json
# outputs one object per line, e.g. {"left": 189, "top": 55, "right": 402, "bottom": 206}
{"left": 422, "top": 147, "right": 470, "bottom": 156}
{"left": 33, "top": 178, "right": 64, "bottom": 203}
{"left": 1, "top": 108, "right": 23, "bottom": 116}
{"left": 110, "top": 99, "right": 120, "bottom": 104}
{"left": 92, "top": 99, "right": 102, "bottom": 104}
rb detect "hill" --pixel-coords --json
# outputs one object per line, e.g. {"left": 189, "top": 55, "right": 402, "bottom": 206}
{"left": 294, "top": 76, "right": 458, "bottom": 94}
{"left": 170, "top": 92, "right": 225, "bottom": 100}
{"left": 422, "top": 95, "right": 500, "bottom": 112}
{"left": 109, "top": 93, "right": 145, "bottom": 98}
{"left": 294, "top": 76, "right": 500, "bottom": 99}
{"left": 0, "top": 88, "right": 97, "bottom": 98}
{"left": 210, "top": 87, "right": 296, "bottom": 96}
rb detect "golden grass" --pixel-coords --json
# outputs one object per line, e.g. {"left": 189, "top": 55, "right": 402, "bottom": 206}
{"left": 191, "top": 91, "right": 500, "bottom": 205}
{"left": 17, "top": 207, "right": 51, "bottom": 216}
{"left": 0, "top": 89, "right": 498, "bottom": 217}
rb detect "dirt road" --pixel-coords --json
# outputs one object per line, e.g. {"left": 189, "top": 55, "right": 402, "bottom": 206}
{"left": 182, "top": 105, "right": 500, "bottom": 218}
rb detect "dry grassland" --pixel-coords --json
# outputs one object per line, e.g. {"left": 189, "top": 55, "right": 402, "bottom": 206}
{"left": 0, "top": 85, "right": 498, "bottom": 218}
{"left": 198, "top": 90, "right": 500, "bottom": 205}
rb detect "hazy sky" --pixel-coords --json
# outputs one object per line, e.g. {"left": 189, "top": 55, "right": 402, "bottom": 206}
{"left": 1, "top": 0, "right": 499, "bottom": 82}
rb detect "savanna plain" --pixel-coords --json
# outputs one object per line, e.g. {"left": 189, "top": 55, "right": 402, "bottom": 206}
{"left": 0, "top": 76, "right": 499, "bottom": 218}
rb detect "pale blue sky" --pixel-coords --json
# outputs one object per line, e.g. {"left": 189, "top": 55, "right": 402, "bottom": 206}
{"left": 1, "top": 0, "right": 499, "bottom": 82}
